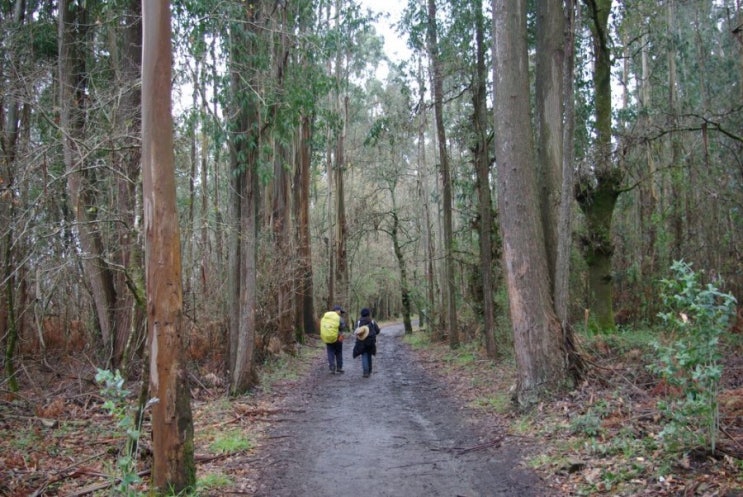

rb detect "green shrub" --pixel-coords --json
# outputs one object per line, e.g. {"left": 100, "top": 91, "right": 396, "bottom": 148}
{"left": 648, "top": 261, "right": 736, "bottom": 454}
{"left": 96, "top": 369, "right": 153, "bottom": 496}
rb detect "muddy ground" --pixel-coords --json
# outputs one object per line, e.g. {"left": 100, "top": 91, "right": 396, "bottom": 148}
{"left": 253, "top": 323, "right": 546, "bottom": 497}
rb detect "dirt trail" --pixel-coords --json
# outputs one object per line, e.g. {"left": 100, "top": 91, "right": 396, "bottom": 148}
{"left": 255, "top": 324, "right": 545, "bottom": 497}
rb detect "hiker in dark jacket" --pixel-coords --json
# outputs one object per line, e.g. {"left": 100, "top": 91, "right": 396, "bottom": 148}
{"left": 352, "top": 308, "right": 381, "bottom": 378}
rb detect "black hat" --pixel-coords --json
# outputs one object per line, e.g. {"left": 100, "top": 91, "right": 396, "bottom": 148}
{"left": 333, "top": 305, "right": 345, "bottom": 313}
{"left": 360, "top": 308, "right": 370, "bottom": 317}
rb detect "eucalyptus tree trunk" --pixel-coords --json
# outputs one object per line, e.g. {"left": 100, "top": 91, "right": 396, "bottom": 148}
{"left": 493, "top": 0, "right": 574, "bottom": 406}
{"left": 59, "top": 0, "right": 119, "bottom": 361}
{"left": 427, "top": 0, "right": 459, "bottom": 348}
{"left": 472, "top": 0, "right": 497, "bottom": 358}
{"left": 333, "top": 0, "right": 349, "bottom": 313}
{"left": 141, "top": 1, "right": 195, "bottom": 492}
{"left": 667, "top": 0, "right": 684, "bottom": 262}
{"left": 577, "top": 0, "right": 619, "bottom": 331}
{"left": 638, "top": 31, "right": 658, "bottom": 316}
{"left": 416, "top": 58, "right": 437, "bottom": 336}
{"left": 269, "top": 3, "right": 295, "bottom": 350}
{"left": 227, "top": 1, "right": 262, "bottom": 394}
{"left": 110, "top": 0, "right": 145, "bottom": 371}
{"left": 390, "top": 191, "right": 413, "bottom": 334}
{"left": 295, "top": 114, "right": 317, "bottom": 336}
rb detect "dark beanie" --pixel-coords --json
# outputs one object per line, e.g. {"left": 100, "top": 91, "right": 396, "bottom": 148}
{"left": 361, "top": 308, "right": 370, "bottom": 317}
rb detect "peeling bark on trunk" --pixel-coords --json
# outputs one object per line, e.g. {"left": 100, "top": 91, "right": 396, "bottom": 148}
{"left": 141, "top": 1, "right": 195, "bottom": 491}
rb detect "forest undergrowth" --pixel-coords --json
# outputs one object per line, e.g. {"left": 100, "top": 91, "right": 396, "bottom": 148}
{"left": 1, "top": 324, "right": 742, "bottom": 496}
{"left": 406, "top": 328, "right": 743, "bottom": 497}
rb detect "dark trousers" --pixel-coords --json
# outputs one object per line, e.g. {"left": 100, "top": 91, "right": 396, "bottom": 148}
{"left": 326, "top": 341, "right": 343, "bottom": 370}
{"left": 361, "top": 351, "right": 373, "bottom": 375}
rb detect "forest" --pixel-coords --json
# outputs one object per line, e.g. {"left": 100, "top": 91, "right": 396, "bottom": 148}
{"left": 1, "top": 0, "right": 742, "bottom": 495}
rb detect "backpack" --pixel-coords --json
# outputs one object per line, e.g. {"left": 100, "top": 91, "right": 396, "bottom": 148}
{"left": 320, "top": 311, "right": 341, "bottom": 344}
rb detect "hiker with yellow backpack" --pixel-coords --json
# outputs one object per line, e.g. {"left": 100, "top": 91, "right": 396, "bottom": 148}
{"left": 320, "top": 305, "right": 348, "bottom": 374}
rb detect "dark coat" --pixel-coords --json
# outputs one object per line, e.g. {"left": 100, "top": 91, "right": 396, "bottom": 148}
{"left": 352, "top": 316, "right": 380, "bottom": 358}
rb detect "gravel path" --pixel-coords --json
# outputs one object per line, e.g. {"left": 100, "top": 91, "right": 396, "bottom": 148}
{"left": 255, "top": 324, "right": 545, "bottom": 496}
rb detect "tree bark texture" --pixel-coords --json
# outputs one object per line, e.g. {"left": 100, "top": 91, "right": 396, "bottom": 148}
{"left": 1, "top": 0, "right": 26, "bottom": 392}
{"left": 295, "top": 114, "right": 317, "bottom": 336}
{"left": 555, "top": 0, "right": 579, "bottom": 325}
{"left": 472, "top": 0, "right": 497, "bottom": 358}
{"left": 226, "top": 0, "right": 267, "bottom": 394}
{"left": 141, "top": 1, "right": 195, "bottom": 492}
{"left": 535, "top": 0, "right": 565, "bottom": 287}
{"left": 111, "top": 0, "right": 145, "bottom": 371}
{"left": 493, "top": 0, "right": 571, "bottom": 406}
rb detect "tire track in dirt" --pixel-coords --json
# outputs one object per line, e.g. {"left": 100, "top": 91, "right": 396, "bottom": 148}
{"left": 255, "top": 324, "right": 545, "bottom": 496}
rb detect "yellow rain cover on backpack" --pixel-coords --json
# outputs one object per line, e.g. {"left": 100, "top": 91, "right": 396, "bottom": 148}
{"left": 320, "top": 311, "right": 341, "bottom": 344}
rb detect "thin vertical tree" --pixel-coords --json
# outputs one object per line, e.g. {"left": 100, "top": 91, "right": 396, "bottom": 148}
{"left": 226, "top": 0, "right": 263, "bottom": 393}
{"left": 471, "top": 0, "right": 498, "bottom": 357}
{"left": 141, "top": 0, "right": 195, "bottom": 492}
{"left": 60, "top": 0, "right": 120, "bottom": 362}
{"left": 427, "top": 0, "right": 459, "bottom": 348}
{"left": 1, "top": 0, "right": 28, "bottom": 392}
{"left": 110, "top": 0, "right": 145, "bottom": 372}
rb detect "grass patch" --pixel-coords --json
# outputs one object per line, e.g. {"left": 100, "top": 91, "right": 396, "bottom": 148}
{"left": 197, "top": 472, "right": 234, "bottom": 492}
{"left": 403, "top": 331, "right": 431, "bottom": 348}
{"left": 210, "top": 430, "right": 253, "bottom": 454}
{"left": 259, "top": 356, "right": 300, "bottom": 393}
{"left": 469, "top": 393, "right": 511, "bottom": 413}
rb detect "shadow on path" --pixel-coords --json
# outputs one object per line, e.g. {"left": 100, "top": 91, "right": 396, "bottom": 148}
{"left": 255, "top": 323, "right": 545, "bottom": 496}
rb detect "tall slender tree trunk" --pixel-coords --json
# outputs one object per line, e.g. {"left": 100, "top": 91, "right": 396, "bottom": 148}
{"left": 60, "top": 0, "right": 119, "bottom": 361}
{"left": 667, "top": 0, "right": 684, "bottom": 262}
{"left": 111, "top": 0, "right": 144, "bottom": 372}
{"left": 296, "top": 114, "right": 317, "bottom": 335}
{"left": 141, "top": 1, "right": 195, "bottom": 491}
{"left": 427, "top": 0, "right": 458, "bottom": 348}
{"left": 493, "top": 0, "right": 574, "bottom": 406}
{"left": 638, "top": 31, "right": 658, "bottom": 318}
{"left": 390, "top": 191, "right": 413, "bottom": 334}
{"left": 226, "top": 1, "right": 262, "bottom": 394}
{"left": 555, "top": 0, "right": 579, "bottom": 325}
{"left": 472, "top": 0, "right": 497, "bottom": 357}
{"left": 416, "top": 58, "right": 437, "bottom": 335}
{"left": 1, "top": 0, "right": 26, "bottom": 392}
{"left": 271, "top": 3, "right": 295, "bottom": 351}
{"left": 333, "top": 0, "right": 349, "bottom": 312}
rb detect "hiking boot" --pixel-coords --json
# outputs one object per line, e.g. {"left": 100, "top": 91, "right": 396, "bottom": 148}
{"left": 329, "top": 365, "right": 336, "bottom": 374}
{"left": 362, "top": 372, "right": 370, "bottom": 378}
{"left": 336, "top": 368, "right": 344, "bottom": 374}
